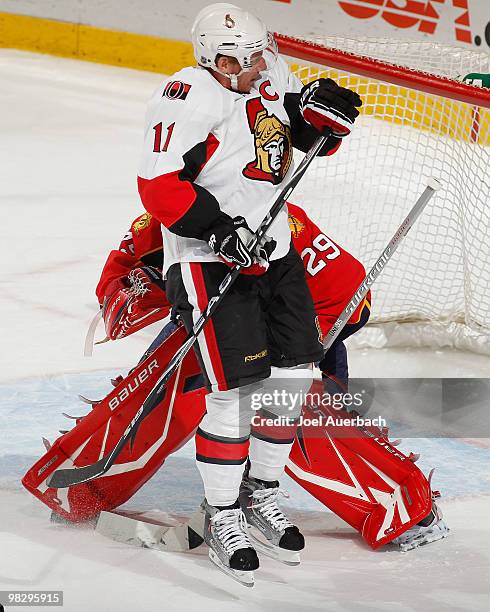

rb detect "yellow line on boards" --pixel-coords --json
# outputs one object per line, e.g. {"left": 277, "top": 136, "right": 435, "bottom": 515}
{"left": 0, "top": 12, "right": 194, "bottom": 74}
{"left": 1, "top": 12, "right": 487, "bottom": 145}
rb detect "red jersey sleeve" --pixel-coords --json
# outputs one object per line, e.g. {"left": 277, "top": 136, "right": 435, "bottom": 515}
{"left": 95, "top": 212, "right": 163, "bottom": 304}
{"left": 137, "top": 73, "right": 225, "bottom": 239}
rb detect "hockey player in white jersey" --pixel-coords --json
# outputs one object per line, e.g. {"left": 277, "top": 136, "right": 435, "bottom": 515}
{"left": 137, "top": 3, "right": 362, "bottom": 585}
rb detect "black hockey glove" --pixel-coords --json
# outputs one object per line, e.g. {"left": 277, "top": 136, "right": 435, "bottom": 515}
{"left": 299, "top": 78, "right": 362, "bottom": 137}
{"left": 203, "top": 215, "right": 255, "bottom": 268}
{"left": 256, "top": 234, "right": 276, "bottom": 265}
{"left": 203, "top": 215, "right": 276, "bottom": 274}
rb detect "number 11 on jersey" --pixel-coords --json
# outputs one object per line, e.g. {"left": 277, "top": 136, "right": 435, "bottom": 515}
{"left": 153, "top": 122, "right": 175, "bottom": 153}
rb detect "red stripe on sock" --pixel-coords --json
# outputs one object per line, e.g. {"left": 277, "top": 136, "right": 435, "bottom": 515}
{"left": 196, "top": 431, "right": 250, "bottom": 462}
{"left": 251, "top": 412, "right": 298, "bottom": 443}
{"left": 189, "top": 263, "right": 228, "bottom": 391}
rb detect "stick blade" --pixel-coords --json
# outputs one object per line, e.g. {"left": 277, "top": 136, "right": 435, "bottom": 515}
{"left": 47, "top": 457, "right": 108, "bottom": 489}
{"left": 95, "top": 508, "right": 205, "bottom": 552}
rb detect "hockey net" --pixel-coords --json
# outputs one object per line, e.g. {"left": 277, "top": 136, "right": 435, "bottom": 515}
{"left": 278, "top": 35, "right": 490, "bottom": 355}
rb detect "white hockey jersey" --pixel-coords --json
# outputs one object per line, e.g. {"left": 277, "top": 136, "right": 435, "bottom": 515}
{"left": 137, "top": 57, "right": 303, "bottom": 276}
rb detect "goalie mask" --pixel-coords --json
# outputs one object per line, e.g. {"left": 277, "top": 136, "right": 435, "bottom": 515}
{"left": 191, "top": 3, "right": 278, "bottom": 90}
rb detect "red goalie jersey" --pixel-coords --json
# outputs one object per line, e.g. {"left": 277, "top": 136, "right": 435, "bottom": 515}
{"left": 286, "top": 202, "right": 369, "bottom": 337}
{"left": 96, "top": 203, "right": 370, "bottom": 341}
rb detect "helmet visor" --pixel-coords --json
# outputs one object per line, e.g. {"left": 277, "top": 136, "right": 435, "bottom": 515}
{"left": 241, "top": 31, "right": 278, "bottom": 71}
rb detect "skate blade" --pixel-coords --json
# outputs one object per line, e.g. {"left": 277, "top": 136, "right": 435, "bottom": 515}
{"left": 398, "top": 524, "right": 450, "bottom": 552}
{"left": 208, "top": 549, "right": 255, "bottom": 587}
{"left": 249, "top": 529, "right": 301, "bottom": 566}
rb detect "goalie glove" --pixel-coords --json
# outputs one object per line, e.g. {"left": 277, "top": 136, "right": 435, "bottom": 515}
{"left": 299, "top": 78, "right": 362, "bottom": 137}
{"left": 102, "top": 266, "right": 170, "bottom": 340}
{"left": 203, "top": 215, "right": 276, "bottom": 275}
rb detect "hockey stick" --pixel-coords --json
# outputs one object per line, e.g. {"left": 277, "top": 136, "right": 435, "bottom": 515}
{"left": 47, "top": 131, "right": 332, "bottom": 489}
{"left": 94, "top": 178, "right": 442, "bottom": 553}
{"left": 95, "top": 506, "right": 206, "bottom": 552}
{"left": 323, "top": 177, "right": 441, "bottom": 351}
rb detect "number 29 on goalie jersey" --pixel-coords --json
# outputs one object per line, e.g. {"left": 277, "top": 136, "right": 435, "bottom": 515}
{"left": 287, "top": 202, "right": 370, "bottom": 335}
{"left": 301, "top": 230, "right": 341, "bottom": 276}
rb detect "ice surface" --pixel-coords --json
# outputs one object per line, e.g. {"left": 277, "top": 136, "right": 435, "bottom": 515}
{"left": 1, "top": 50, "right": 489, "bottom": 611}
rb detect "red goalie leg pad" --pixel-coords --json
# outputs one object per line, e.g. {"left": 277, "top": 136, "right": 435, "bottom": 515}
{"left": 22, "top": 323, "right": 207, "bottom": 522}
{"left": 286, "top": 380, "right": 433, "bottom": 549}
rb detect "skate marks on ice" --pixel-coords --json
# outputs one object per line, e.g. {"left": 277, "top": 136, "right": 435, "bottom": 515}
{"left": 0, "top": 490, "right": 295, "bottom": 609}
{"left": 0, "top": 493, "right": 239, "bottom": 607}
{"left": 0, "top": 371, "right": 119, "bottom": 456}
{"left": 2, "top": 489, "right": 490, "bottom": 611}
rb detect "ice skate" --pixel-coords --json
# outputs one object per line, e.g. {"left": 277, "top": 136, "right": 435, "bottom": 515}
{"left": 202, "top": 500, "right": 259, "bottom": 587}
{"left": 239, "top": 474, "right": 304, "bottom": 565}
{"left": 392, "top": 503, "right": 449, "bottom": 552}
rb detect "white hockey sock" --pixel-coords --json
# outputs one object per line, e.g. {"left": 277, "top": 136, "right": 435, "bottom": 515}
{"left": 248, "top": 364, "right": 313, "bottom": 482}
{"left": 197, "top": 460, "right": 247, "bottom": 507}
{"left": 195, "top": 384, "right": 257, "bottom": 507}
{"left": 248, "top": 437, "right": 295, "bottom": 482}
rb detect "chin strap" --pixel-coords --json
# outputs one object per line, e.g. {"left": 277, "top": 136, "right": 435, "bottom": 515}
{"left": 228, "top": 73, "right": 240, "bottom": 91}
{"left": 213, "top": 66, "right": 245, "bottom": 92}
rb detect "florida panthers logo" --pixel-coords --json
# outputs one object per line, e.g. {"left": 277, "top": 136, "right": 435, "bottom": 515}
{"left": 132, "top": 212, "right": 152, "bottom": 235}
{"left": 243, "top": 98, "right": 292, "bottom": 185}
{"left": 288, "top": 213, "right": 305, "bottom": 238}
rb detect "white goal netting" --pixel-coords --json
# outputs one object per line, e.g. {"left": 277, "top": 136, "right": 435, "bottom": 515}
{"left": 282, "top": 36, "right": 490, "bottom": 355}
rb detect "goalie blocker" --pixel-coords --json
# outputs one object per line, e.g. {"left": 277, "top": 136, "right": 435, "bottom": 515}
{"left": 23, "top": 322, "right": 434, "bottom": 550}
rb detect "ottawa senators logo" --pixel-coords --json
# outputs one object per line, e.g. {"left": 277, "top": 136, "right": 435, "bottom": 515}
{"left": 132, "top": 212, "right": 152, "bottom": 235}
{"left": 288, "top": 214, "right": 305, "bottom": 238}
{"left": 243, "top": 98, "right": 292, "bottom": 185}
{"left": 162, "top": 81, "right": 192, "bottom": 100}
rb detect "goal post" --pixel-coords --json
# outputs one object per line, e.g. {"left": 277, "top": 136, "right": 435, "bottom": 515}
{"left": 277, "top": 34, "right": 490, "bottom": 355}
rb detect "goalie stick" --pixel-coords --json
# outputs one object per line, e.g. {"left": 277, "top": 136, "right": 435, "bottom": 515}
{"left": 94, "top": 507, "right": 206, "bottom": 552}
{"left": 46, "top": 131, "right": 332, "bottom": 490}
{"left": 323, "top": 178, "right": 441, "bottom": 351}
{"left": 92, "top": 178, "right": 443, "bottom": 554}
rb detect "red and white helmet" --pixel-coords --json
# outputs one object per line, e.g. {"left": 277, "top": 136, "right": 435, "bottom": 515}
{"left": 191, "top": 3, "right": 277, "bottom": 72}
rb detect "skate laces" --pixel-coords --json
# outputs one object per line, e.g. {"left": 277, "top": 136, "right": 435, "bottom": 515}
{"left": 252, "top": 487, "right": 293, "bottom": 531}
{"left": 211, "top": 509, "right": 253, "bottom": 554}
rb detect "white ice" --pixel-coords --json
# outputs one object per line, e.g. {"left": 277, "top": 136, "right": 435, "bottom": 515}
{"left": 0, "top": 50, "right": 489, "bottom": 611}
